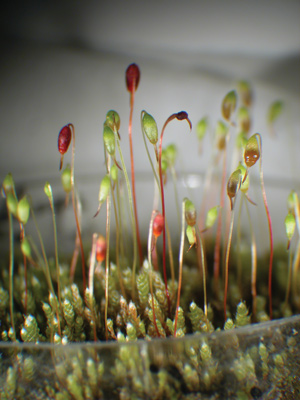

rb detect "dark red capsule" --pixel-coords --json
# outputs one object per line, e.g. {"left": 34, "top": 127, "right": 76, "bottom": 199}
{"left": 126, "top": 63, "right": 140, "bottom": 94}
{"left": 58, "top": 125, "right": 72, "bottom": 155}
{"left": 58, "top": 124, "right": 72, "bottom": 170}
{"left": 176, "top": 111, "right": 188, "bottom": 121}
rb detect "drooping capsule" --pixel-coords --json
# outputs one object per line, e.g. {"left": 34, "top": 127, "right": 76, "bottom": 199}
{"left": 244, "top": 134, "right": 260, "bottom": 168}
{"left": 94, "top": 175, "right": 111, "bottom": 217}
{"left": 186, "top": 225, "right": 197, "bottom": 251}
{"left": 237, "top": 81, "right": 253, "bottom": 108}
{"left": 222, "top": 90, "right": 237, "bottom": 122}
{"left": 106, "top": 110, "right": 120, "bottom": 132}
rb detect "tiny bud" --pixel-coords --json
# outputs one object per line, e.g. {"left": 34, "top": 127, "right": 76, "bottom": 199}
{"left": 185, "top": 198, "right": 196, "bottom": 227}
{"left": 285, "top": 212, "right": 296, "bottom": 250}
{"left": 196, "top": 117, "right": 208, "bottom": 141}
{"left": 58, "top": 124, "right": 72, "bottom": 170}
{"left": 96, "top": 235, "right": 106, "bottom": 263}
{"left": 126, "top": 63, "right": 140, "bottom": 94}
{"left": 186, "top": 225, "right": 196, "bottom": 250}
{"left": 142, "top": 111, "right": 158, "bottom": 145}
{"left": 61, "top": 164, "right": 72, "bottom": 193}
{"left": 227, "top": 169, "right": 241, "bottom": 210}
{"left": 21, "top": 237, "right": 31, "bottom": 258}
{"left": 44, "top": 181, "right": 52, "bottom": 198}
{"left": 153, "top": 213, "right": 164, "bottom": 238}
{"left": 17, "top": 196, "right": 30, "bottom": 225}
{"left": 106, "top": 110, "right": 120, "bottom": 132}
{"left": 6, "top": 193, "right": 18, "bottom": 217}
{"left": 222, "top": 90, "right": 237, "bottom": 122}
{"left": 244, "top": 134, "right": 260, "bottom": 168}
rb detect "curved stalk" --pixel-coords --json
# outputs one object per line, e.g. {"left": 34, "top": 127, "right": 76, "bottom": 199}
{"left": 158, "top": 112, "right": 192, "bottom": 316}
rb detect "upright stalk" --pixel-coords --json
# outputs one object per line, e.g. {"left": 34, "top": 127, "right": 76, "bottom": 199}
{"left": 8, "top": 210, "right": 16, "bottom": 341}
{"left": 128, "top": 85, "right": 143, "bottom": 265}
{"left": 69, "top": 123, "right": 86, "bottom": 291}
{"left": 255, "top": 134, "right": 273, "bottom": 319}
{"left": 174, "top": 200, "right": 186, "bottom": 336}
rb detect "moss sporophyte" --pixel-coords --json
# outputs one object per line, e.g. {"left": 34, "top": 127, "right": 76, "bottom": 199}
{"left": 1, "top": 63, "right": 300, "bottom": 400}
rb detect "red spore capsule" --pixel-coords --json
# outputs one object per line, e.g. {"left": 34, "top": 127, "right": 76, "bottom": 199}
{"left": 58, "top": 124, "right": 72, "bottom": 170}
{"left": 126, "top": 63, "right": 140, "bottom": 94}
{"left": 153, "top": 213, "right": 164, "bottom": 238}
{"left": 96, "top": 235, "right": 106, "bottom": 263}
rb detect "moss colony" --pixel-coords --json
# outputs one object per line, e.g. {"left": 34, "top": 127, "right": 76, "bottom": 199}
{"left": 1, "top": 64, "right": 300, "bottom": 399}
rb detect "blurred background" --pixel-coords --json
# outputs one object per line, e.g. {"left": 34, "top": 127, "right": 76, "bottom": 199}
{"left": 0, "top": 0, "right": 300, "bottom": 252}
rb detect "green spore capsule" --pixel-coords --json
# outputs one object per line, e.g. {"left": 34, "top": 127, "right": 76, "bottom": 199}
{"left": 6, "top": 192, "right": 18, "bottom": 217}
{"left": 196, "top": 117, "right": 208, "bottom": 141}
{"left": 21, "top": 237, "right": 31, "bottom": 258}
{"left": 222, "top": 90, "right": 237, "bottom": 122}
{"left": 267, "top": 100, "right": 283, "bottom": 124}
{"left": 61, "top": 164, "right": 72, "bottom": 193}
{"left": 17, "top": 195, "right": 30, "bottom": 225}
{"left": 2, "top": 172, "right": 15, "bottom": 194}
{"left": 142, "top": 111, "right": 158, "bottom": 145}
{"left": 103, "top": 124, "right": 116, "bottom": 156}
{"left": 285, "top": 212, "right": 296, "bottom": 250}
